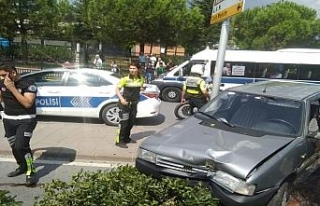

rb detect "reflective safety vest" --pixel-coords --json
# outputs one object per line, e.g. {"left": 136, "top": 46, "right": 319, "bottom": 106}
{"left": 185, "top": 77, "right": 205, "bottom": 99}
{"left": 118, "top": 75, "right": 144, "bottom": 102}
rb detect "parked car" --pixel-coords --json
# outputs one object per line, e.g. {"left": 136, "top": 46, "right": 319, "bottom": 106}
{"left": 21, "top": 68, "right": 161, "bottom": 126}
{"left": 136, "top": 81, "right": 320, "bottom": 206}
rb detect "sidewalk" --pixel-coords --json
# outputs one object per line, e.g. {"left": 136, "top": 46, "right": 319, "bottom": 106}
{"left": 0, "top": 121, "right": 153, "bottom": 164}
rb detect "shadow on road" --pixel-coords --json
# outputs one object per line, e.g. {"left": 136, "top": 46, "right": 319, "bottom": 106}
{"left": 33, "top": 147, "right": 77, "bottom": 179}
{"left": 37, "top": 114, "right": 166, "bottom": 126}
{"left": 136, "top": 114, "right": 165, "bottom": 126}
{"left": 37, "top": 116, "right": 103, "bottom": 124}
{"left": 131, "top": 130, "right": 157, "bottom": 141}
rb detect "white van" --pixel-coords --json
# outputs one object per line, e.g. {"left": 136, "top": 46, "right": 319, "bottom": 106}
{"left": 151, "top": 48, "right": 220, "bottom": 102}
{"left": 152, "top": 47, "right": 320, "bottom": 102}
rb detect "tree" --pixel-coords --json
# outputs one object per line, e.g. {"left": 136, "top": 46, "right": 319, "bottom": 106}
{"left": 189, "top": 0, "right": 221, "bottom": 52}
{"left": 231, "top": 1, "right": 320, "bottom": 50}
{"left": 99, "top": 0, "right": 205, "bottom": 54}
{"left": 0, "top": 0, "right": 70, "bottom": 62}
{"left": 71, "top": 0, "right": 205, "bottom": 54}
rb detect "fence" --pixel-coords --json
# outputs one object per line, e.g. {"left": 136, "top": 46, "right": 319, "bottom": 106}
{"left": 3, "top": 38, "right": 188, "bottom": 72}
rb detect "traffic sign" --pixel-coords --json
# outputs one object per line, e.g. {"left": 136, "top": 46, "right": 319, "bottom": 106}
{"left": 210, "top": 0, "right": 245, "bottom": 24}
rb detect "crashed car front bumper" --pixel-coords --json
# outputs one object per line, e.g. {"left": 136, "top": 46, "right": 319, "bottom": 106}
{"left": 135, "top": 158, "right": 208, "bottom": 181}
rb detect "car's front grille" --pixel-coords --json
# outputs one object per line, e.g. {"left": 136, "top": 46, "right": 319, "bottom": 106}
{"left": 156, "top": 156, "right": 208, "bottom": 174}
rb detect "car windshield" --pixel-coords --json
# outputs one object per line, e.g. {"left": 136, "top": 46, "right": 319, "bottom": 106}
{"left": 198, "top": 91, "right": 303, "bottom": 137}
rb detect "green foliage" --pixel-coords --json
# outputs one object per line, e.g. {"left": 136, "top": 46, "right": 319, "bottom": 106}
{"left": 13, "top": 44, "right": 73, "bottom": 63}
{"left": 0, "top": 190, "right": 22, "bottom": 206}
{"left": 188, "top": 0, "right": 221, "bottom": 53}
{"left": 232, "top": 1, "right": 320, "bottom": 50}
{"left": 34, "top": 165, "right": 219, "bottom": 206}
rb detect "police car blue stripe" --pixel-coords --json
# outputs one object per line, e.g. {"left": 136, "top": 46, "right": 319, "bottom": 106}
{"left": 221, "top": 77, "right": 255, "bottom": 84}
{"left": 36, "top": 94, "right": 148, "bottom": 108}
{"left": 36, "top": 96, "right": 60, "bottom": 107}
{"left": 64, "top": 97, "right": 108, "bottom": 107}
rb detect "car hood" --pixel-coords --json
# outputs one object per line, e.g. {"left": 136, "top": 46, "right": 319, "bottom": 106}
{"left": 140, "top": 116, "right": 293, "bottom": 179}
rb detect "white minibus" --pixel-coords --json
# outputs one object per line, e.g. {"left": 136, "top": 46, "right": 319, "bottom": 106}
{"left": 152, "top": 48, "right": 320, "bottom": 102}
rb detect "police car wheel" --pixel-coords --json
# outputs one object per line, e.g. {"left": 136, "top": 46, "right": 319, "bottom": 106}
{"left": 101, "top": 103, "right": 120, "bottom": 126}
{"left": 162, "top": 87, "right": 181, "bottom": 102}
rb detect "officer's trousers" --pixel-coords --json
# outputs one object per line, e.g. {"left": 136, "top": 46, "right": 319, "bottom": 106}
{"left": 3, "top": 118, "right": 37, "bottom": 175}
{"left": 189, "top": 98, "right": 207, "bottom": 114}
{"left": 115, "top": 102, "right": 138, "bottom": 144}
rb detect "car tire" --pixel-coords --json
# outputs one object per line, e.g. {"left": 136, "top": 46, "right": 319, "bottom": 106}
{"left": 162, "top": 87, "right": 181, "bottom": 102}
{"left": 267, "top": 181, "right": 290, "bottom": 206}
{"left": 101, "top": 103, "right": 120, "bottom": 126}
{"left": 174, "top": 102, "right": 192, "bottom": 120}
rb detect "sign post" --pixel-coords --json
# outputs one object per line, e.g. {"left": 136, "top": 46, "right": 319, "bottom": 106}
{"left": 210, "top": 0, "right": 245, "bottom": 99}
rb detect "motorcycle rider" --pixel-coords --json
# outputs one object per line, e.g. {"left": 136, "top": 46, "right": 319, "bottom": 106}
{"left": 181, "top": 64, "right": 209, "bottom": 114}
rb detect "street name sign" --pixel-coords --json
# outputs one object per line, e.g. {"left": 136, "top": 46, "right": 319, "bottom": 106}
{"left": 210, "top": 0, "right": 245, "bottom": 24}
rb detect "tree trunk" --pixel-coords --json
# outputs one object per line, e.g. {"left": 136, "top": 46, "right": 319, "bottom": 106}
{"left": 21, "top": 31, "right": 28, "bottom": 64}
{"left": 139, "top": 43, "right": 145, "bottom": 53}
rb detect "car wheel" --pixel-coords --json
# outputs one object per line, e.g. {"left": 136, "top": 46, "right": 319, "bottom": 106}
{"left": 101, "top": 103, "right": 120, "bottom": 126}
{"left": 174, "top": 103, "right": 192, "bottom": 120}
{"left": 267, "top": 182, "right": 290, "bottom": 206}
{"left": 162, "top": 87, "right": 181, "bottom": 102}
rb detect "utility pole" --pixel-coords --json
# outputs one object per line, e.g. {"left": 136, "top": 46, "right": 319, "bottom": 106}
{"left": 210, "top": 19, "right": 230, "bottom": 99}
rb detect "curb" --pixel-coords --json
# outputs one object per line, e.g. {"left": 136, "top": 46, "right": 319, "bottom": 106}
{"left": 0, "top": 150, "right": 137, "bottom": 164}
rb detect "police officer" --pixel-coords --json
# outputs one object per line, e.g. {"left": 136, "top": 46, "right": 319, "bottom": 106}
{"left": 181, "top": 64, "right": 209, "bottom": 114}
{"left": 0, "top": 65, "right": 38, "bottom": 186}
{"left": 115, "top": 61, "right": 145, "bottom": 148}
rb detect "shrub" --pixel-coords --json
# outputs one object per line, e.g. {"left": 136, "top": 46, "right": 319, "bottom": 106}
{"left": 34, "top": 165, "right": 219, "bottom": 206}
{"left": 0, "top": 190, "right": 22, "bottom": 206}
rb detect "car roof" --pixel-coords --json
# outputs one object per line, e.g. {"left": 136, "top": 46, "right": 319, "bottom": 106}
{"left": 229, "top": 80, "right": 320, "bottom": 100}
{"left": 21, "top": 67, "right": 121, "bottom": 83}
{"left": 41, "top": 67, "right": 114, "bottom": 74}
{"left": 22, "top": 67, "right": 118, "bottom": 77}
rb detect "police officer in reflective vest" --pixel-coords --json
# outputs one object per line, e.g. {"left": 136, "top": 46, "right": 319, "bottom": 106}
{"left": 0, "top": 65, "right": 38, "bottom": 186}
{"left": 115, "top": 62, "right": 145, "bottom": 148}
{"left": 181, "top": 64, "right": 209, "bottom": 114}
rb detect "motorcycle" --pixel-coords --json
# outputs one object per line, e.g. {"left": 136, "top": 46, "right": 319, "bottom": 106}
{"left": 174, "top": 78, "right": 212, "bottom": 120}
{"left": 174, "top": 101, "right": 200, "bottom": 120}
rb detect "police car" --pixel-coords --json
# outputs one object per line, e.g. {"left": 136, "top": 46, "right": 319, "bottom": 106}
{"left": 20, "top": 68, "right": 161, "bottom": 126}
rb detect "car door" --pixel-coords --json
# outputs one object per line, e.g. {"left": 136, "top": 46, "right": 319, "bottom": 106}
{"left": 22, "top": 71, "right": 64, "bottom": 115}
{"left": 60, "top": 71, "right": 116, "bottom": 118}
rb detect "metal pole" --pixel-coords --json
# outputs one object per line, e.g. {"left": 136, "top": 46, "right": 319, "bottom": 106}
{"left": 210, "top": 19, "right": 230, "bottom": 99}
{"left": 75, "top": 43, "right": 80, "bottom": 65}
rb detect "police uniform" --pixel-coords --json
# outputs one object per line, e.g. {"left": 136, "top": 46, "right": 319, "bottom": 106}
{"left": 0, "top": 78, "right": 37, "bottom": 180}
{"left": 115, "top": 75, "right": 144, "bottom": 145}
{"left": 183, "top": 76, "right": 207, "bottom": 114}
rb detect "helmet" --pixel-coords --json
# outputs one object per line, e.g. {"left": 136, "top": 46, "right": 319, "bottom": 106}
{"left": 190, "top": 64, "right": 204, "bottom": 76}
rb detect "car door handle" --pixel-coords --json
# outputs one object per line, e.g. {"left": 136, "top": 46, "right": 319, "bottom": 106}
{"left": 99, "top": 91, "right": 111, "bottom": 94}
{"left": 48, "top": 91, "right": 60, "bottom": 93}
{"left": 220, "top": 84, "right": 225, "bottom": 87}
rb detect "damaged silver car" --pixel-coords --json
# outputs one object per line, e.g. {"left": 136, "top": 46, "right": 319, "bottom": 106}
{"left": 136, "top": 81, "right": 320, "bottom": 206}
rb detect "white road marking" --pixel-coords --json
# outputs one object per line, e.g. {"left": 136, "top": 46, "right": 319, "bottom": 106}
{"left": 0, "top": 157, "right": 133, "bottom": 168}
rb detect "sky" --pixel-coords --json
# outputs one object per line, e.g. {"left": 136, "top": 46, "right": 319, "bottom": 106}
{"left": 245, "top": 0, "right": 320, "bottom": 17}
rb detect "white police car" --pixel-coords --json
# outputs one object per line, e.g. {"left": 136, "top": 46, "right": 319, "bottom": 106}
{"left": 21, "top": 68, "right": 161, "bottom": 126}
